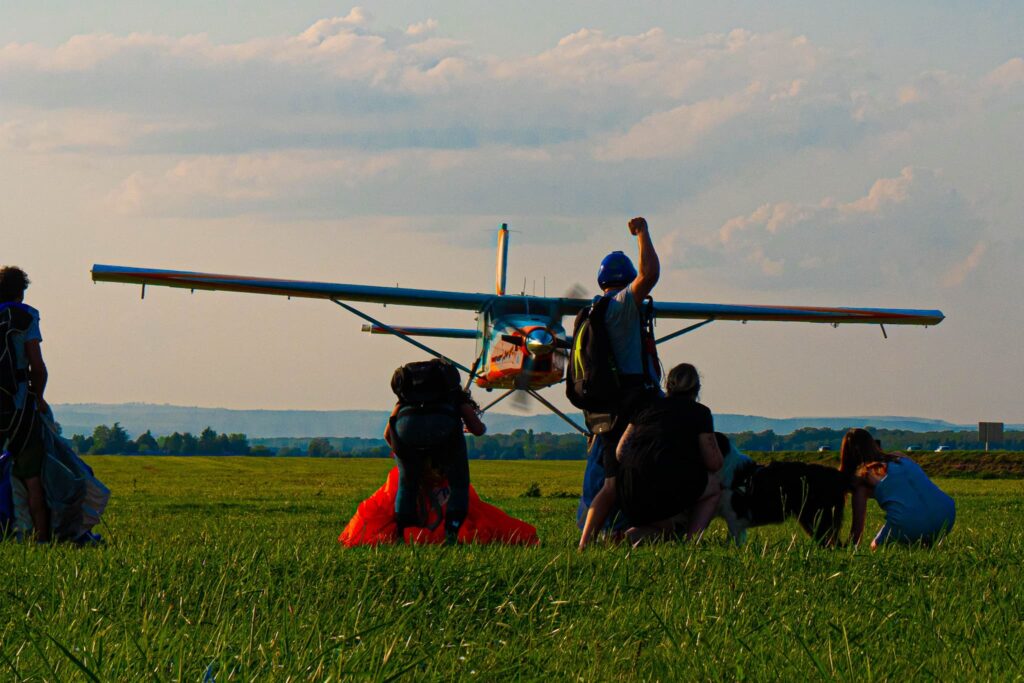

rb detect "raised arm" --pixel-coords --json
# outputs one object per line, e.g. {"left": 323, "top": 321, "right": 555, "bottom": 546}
{"left": 628, "top": 217, "right": 660, "bottom": 305}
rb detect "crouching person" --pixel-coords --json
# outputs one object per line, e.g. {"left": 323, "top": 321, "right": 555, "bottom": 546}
{"left": 841, "top": 428, "right": 955, "bottom": 549}
{"left": 585, "top": 363, "right": 723, "bottom": 547}
{"left": 384, "top": 359, "right": 485, "bottom": 544}
{"left": 0, "top": 266, "right": 49, "bottom": 542}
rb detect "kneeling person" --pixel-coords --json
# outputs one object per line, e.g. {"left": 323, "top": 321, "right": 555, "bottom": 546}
{"left": 384, "top": 359, "right": 485, "bottom": 544}
{"left": 613, "top": 363, "right": 723, "bottom": 543}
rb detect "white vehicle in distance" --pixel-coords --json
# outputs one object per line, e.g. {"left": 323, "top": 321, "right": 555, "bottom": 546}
{"left": 935, "top": 445, "right": 953, "bottom": 452}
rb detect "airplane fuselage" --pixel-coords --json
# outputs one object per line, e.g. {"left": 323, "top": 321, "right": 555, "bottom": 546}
{"left": 474, "top": 298, "right": 570, "bottom": 391}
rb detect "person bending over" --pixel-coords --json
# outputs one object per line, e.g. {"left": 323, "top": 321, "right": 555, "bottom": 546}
{"left": 579, "top": 363, "right": 723, "bottom": 548}
{"left": 384, "top": 359, "right": 485, "bottom": 544}
{"left": 840, "top": 428, "right": 955, "bottom": 549}
{"left": 0, "top": 266, "right": 49, "bottom": 542}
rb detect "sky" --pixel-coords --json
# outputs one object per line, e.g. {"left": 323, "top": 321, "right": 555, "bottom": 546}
{"left": 2, "top": 2, "right": 1022, "bottom": 423}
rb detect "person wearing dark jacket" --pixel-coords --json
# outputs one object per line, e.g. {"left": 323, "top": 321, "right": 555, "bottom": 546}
{"left": 0, "top": 266, "right": 49, "bottom": 541}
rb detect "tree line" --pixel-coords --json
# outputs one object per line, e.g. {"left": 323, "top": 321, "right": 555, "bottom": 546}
{"left": 71, "top": 423, "right": 1023, "bottom": 457}
{"left": 69, "top": 425, "right": 588, "bottom": 458}
{"left": 265, "top": 431, "right": 589, "bottom": 459}
{"left": 71, "top": 424, "right": 258, "bottom": 456}
{"left": 730, "top": 426, "right": 1024, "bottom": 452}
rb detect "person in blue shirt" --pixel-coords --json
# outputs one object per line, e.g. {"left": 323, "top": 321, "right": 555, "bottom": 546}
{"left": 578, "top": 217, "right": 664, "bottom": 547}
{"left": 840, "top": 428, "right": 955, "bottom": 548}
{"left": 0, "top": 266, "right": 49, "bottom": 541}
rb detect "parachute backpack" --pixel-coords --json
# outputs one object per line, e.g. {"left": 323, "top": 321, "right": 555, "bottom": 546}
{"left": 390, "top": 359, "right": 463, "bottom": 454}
{"left": 565, "top": 296, "right": 621, "bottom": 413}
{"left": 0, "top": 303, "right": 33, "bottom": 413}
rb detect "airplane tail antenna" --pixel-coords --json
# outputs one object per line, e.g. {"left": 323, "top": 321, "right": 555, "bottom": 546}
{"left": 496, "top": 223, "right": 509, "bottom": 296}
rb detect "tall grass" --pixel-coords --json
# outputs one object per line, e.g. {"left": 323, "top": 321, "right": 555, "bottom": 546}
{"left": 1, "top": 458, "right": 1021, "bottom": 680}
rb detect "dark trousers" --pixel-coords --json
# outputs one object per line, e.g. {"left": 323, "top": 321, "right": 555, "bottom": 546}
{"left": 394, "top": 436, "right": 470, "bottom": 536}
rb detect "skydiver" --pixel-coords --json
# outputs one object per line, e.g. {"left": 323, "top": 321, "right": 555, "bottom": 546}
{"left": 578, "top": 217, "right": 663, "bottom": 549}
{"left": 385, "top": 359, "right": 486, "bottom": 545}
{"left": 0, "top": 266, "right": 50, "bottom": 542}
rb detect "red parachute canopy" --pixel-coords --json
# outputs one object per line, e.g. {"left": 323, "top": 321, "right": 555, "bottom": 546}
{"left": 339, "top": 466, "right": 539, "bottom": 546}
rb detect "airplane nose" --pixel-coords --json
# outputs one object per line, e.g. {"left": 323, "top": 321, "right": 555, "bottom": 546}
{"left": 525, "top": 328, "right": 555, "bottom": 356}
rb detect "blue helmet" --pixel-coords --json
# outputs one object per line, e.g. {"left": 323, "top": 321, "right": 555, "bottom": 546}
{"left": 597, "top": 251, "right": 637, "bottom": 290}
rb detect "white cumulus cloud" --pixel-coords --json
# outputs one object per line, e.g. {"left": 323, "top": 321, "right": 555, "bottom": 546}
{"left": 669, "top": 167, "right": 988, "bottom": 293}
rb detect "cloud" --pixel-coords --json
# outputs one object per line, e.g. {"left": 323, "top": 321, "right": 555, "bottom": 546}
{"left": 595, "top": 86, "right": 760, "bottom": 160}
{"left": 405, "top": 19, "right": 439, "bottom": 37}
{"left": 0, "top": 109, "right": 142, "bottom": 152}
{"left": 299, "top": 7, "right": 372, "bottom": 44}
{"left": 668, "top": 167, "right": 988, "bottom": 292}
{"left": 942, "top": 241, "right": 988, "bottom": 288}
{"left": 1, "top": 16, "right": 1019, "bottom": 236}
{"left": 983, "top": 57, "right": 1024, "bottom": 89}
{"left": 105, "top": 150, "right": 401, "bottom": 216}
{"left": 0, "top": 22, "right": 827, "bottom": 152}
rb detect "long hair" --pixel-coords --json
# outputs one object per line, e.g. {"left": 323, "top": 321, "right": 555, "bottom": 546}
{"left": 839, "top": 428, "right": 897, "bottom": 477}
{"left": 456, "top": 386, "right": 480, "bottom": 412}
{"left": 0, "top": 266, "right": 29, "bottom": 303}
{"left": 665, "top": 363, "right": 701, "bottom": 401}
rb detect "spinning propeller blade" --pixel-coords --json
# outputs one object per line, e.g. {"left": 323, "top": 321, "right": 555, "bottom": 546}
{"left": 509, "top": 388, "right": 534, "bottom": 413}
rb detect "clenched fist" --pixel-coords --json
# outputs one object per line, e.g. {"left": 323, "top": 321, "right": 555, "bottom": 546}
{"left": 628, "top": 217, "right": 648, "bottom": 235}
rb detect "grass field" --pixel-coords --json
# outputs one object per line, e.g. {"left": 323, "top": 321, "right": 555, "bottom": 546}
{"left": 2, "top": 457, "right": 1023, "bottom": 681}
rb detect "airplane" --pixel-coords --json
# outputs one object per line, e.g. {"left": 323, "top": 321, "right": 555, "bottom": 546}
{"left": 91, "top": 223, "right": 944, "bottom": 434}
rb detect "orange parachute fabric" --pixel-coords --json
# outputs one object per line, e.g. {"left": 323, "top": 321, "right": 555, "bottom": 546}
{"left": 339, "top": 466, "right": 539, "bottom": 546}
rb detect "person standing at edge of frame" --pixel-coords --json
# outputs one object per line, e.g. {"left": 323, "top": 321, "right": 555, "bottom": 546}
{"left": 0, "top": 266, "right": 50, "bottom": 542}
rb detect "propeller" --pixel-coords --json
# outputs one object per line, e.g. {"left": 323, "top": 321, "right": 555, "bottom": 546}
{"left": 509, "top": 387, "right": 534, "bottom": 413}
{"left": 486, "top": 282, "right": 588, "bottom": 406}
{"left": 563, "top": 282, "right": 588, "bottom": 301}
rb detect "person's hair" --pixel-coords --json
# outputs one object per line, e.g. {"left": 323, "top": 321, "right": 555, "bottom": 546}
{"left": 856, "top": 461, "right": 889, "bottom": 480}
{"left": 666, "top": 363, "right": 701, "bottom": 400}
{"left": 839, "top": 428, "right": 898, "bottom": 477}
{"left": 456, "top": 387, "right": 480, "bottom": 413}
{"left": 0, "top": 266, "right": 29, "bottom": 303}
{"left": 714, "top": 432, "right": 731, "bottom": 456}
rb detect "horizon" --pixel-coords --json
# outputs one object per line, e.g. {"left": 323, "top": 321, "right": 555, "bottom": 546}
{"left": 52, "top": 402, "right": 1022, "bottom": 442}
{"left": 51, "top": 399, "right": 976, "bottom": 424}
{"left": 4, "top": 3, "right": 1022, "bottom": 423}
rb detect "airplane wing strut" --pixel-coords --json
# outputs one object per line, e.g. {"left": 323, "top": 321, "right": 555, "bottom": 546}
{"left": 656, "top": 319, "right": 715, "bottom": 345}
{"left": 477, "top": 387, "right": 589, "bottom": 435}
{"left": 526, "top": 389, "right": 589, "bottom": 435}
{"left": 331, "top": 299, "right": 476, "bottom": 377}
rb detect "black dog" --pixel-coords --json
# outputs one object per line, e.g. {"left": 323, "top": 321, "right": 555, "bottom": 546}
{"left": 726, "top": 461, "right": 851, "bottom": 546}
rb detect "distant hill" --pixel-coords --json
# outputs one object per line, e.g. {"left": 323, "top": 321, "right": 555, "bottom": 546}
{"left": 712, "top": 414, "right": 974, "bottom": 435}
{"left": 51, "top": 402, "right": 1015, "bottom": 438}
